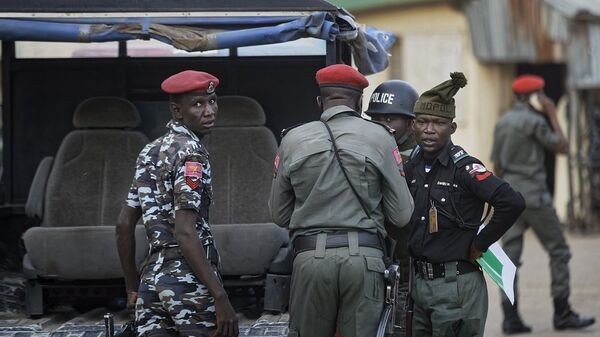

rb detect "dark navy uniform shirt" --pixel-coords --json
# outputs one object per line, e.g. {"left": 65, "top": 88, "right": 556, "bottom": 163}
{"left": 405, "top": 142, "right": 525, "bottom": 263}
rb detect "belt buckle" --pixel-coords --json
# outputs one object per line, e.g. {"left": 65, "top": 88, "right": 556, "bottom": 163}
{"left": 426, "top": 262, "right": 434, "bottom": 280}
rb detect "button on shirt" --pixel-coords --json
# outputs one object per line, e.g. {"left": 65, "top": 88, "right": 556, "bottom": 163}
{"left": 492, "top": 102, "right": 561, "bottom": 207}
{"left": 126, "top": 120, "right": 214, "bottom": 252}
{"left": 269, "top": 105, "right": 414, "bottom": 240}
{"left": 406, "top": 142, "right": 525, "bottom": 263}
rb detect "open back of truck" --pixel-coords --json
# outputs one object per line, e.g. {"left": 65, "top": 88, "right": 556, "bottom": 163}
{"left": 0, "top": 1, "right": 395, "bottom": 336}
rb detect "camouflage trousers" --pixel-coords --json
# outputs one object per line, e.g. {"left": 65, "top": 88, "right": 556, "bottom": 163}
{"left": 136, "top": 250, "right": 218, "bottom": 337}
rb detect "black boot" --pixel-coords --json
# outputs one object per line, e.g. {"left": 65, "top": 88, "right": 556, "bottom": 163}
{"left": 553, "top": 297, "right": 596, "bottom": 330}
{"left": 502, "top": 300, "right": 532, "bottom": 334}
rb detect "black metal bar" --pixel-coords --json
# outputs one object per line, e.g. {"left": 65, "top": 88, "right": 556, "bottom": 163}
{"left": 325, "top": 40, "right": 337, "bottom": 66}
{"left": 1, "top": 41, "right": 15, "bottom": 204}
{"left": 118, "top": 41, "right": 127, "bottom": 58}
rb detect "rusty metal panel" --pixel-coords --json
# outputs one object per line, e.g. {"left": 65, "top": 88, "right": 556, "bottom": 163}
{"left": 463, "top": 0, "right": 564, "bottom": 62}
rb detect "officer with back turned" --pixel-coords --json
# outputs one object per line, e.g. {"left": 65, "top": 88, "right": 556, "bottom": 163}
{"left": 269, "top": 64, "right": 414, "bottom": 337}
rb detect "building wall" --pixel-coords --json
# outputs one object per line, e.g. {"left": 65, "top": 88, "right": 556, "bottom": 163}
{"left": 355, "top": 3, "right": 569, "bottom": 221}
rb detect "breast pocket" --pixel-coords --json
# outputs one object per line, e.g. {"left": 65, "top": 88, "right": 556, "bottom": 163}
{"left": 430, "top": 187, "right": 461, "bottom": 231}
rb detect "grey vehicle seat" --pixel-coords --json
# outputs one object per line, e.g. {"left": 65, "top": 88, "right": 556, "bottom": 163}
{"left": 22, "top": 97, "right": 149, "bottom": 315}
{"left": 203, "top": 96, "right": 292, "bottom": 311}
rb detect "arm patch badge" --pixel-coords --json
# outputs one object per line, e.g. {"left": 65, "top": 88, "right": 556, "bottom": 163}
{"left": 393, "top": 147, "right": 405, "bottom": 176}
{"left": 466, "top": 163, "right": 492, "bottom": 181}
{"left": 185, "top": 161, "right": 203, "bottom": 189}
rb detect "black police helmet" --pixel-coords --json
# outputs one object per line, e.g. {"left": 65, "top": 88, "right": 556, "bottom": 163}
{"left": 365, "top": 80, "right": 419, "bottom": 119}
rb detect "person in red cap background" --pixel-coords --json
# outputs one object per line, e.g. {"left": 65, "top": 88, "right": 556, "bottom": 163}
{"left": 117, "top": 70, "right": 239, "bottom": 337}
{"left": 269, "top": 64, "right": 414, "bottom": 337}
{"left": 491, "top": 74, "right": 595, "bottom": 334}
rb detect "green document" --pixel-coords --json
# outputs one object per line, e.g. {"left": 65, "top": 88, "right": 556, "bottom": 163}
{"left": 477, "top": 240, "right": 516, "bottom": 304}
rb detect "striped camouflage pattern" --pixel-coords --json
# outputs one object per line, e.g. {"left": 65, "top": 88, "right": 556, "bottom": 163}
{"left": 136, "top": 251, "right": 218, "bottom": 337}
{"left": 126, "top": 119, "right": 214, "bottom": 251}
{"left": 126, "top": 119, "right": 218, "bottom": 336}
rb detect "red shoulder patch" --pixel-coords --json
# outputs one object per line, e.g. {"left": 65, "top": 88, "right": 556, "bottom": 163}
{"left": 393, "top": 148, "right": 402, "bottom": 165}
{"left": 273, "top": 153, "right": 281, "bottom": 178}
{"left": 274, "top": 154, "right": 280, "bottom": 170}
{"left": 185, "top": 161, "right": 203, "bottom": 189}
{"left": 476, "top": 171, "right": 492, "bottom": 181}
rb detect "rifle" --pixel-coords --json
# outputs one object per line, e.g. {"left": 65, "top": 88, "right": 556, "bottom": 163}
{"left": 377, "top": 264, "right": 400, "bottom": 337}
{"left": 405, "top": 258, "right": 414, "bottom": 337}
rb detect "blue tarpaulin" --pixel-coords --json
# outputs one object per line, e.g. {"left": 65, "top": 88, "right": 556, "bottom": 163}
{"left": 0, "top": 12, "right": 396, "bottom": 74}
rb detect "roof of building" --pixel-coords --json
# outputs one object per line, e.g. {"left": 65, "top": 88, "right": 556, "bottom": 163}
{"left": 544, "top": 0, "right": 600, "bottom": 19}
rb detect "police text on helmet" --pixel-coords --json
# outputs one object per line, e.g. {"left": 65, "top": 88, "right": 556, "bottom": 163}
{"left": 370, "top": 92, "right": 395, "bottom": 104}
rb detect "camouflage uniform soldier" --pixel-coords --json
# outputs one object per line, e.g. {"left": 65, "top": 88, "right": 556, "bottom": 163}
{"left": 116, "top": 70, "right": 238, "bottom": 337}
{"left": 492, "top": 74, "right": 595, "bottom": 334}
{"left": 269, "top": 64, "right": 414, "bottom": 337}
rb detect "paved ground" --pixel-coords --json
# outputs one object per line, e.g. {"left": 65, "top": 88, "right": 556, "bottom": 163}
{"left": 2, "top": 231, "right": 598, "bottom": 337}
{"left": 484, "top": 231, "right": 600, "bottom": 337}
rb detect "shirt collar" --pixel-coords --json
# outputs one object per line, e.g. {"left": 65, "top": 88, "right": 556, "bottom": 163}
{"left": 514, "top": 101, "right": 533, "bottom": 112}
{"left": 436, "top": 141, "right": 453, "bottom": 167}
{"left": 415, "top": 141, "right": 453, "bottom": 167}
{"left": 167, "top": 119, "right": 201, "bottom": 142}
{"left": 320, "top": 105, "right": 358, "bottom": 121}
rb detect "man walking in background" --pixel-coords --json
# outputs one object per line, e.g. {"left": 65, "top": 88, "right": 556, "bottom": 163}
{"left": 492, "top": 74, "right": 595, "bottom": 334}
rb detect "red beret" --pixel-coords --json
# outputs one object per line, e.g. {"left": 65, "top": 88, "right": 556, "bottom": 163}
{"left": 512, "top": 74, "right": 545, "bottom": 94}
{"left": 316, "top": 64, "right": 369, "bottom": 91}
{"left": 161, "top": 70, "right": 219, "bottom": 95}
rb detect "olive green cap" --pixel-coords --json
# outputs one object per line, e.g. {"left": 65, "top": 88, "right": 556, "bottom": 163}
{"left": 413, "top": 72, "right": 467, "bottom": 119}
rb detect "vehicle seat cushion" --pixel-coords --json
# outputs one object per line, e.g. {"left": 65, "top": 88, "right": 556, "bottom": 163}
{"left": 73, "top": 96, "right": 141, "bottom": 129}
{"left": 203, "top": 127, "right": 277, "bottom": 224}
{"left": 43, "top": 130, "right": 148, "bottom": 227}
{"left": 211, "top": 223, "right": 289, "bottom": 276}
{"left": 202, "top": 96, "right": 277, "bottom": 224}
{"left": 214, "top": 96, "right": 266, "bottom": 127}
{"left": 23, "top": 226, "right": 149, "bottom": 280}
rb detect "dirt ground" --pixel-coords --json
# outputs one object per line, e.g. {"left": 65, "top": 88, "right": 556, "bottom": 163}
{"left": 484, "top": 231, "right": 600, "bottom": 337}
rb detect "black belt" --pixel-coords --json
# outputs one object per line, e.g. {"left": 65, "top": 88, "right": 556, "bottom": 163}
{"left": 293, "top": 231, "right": 382, "bottom": 256}
{"left": 414, "top": 260, "right": 479, "bottom": 280}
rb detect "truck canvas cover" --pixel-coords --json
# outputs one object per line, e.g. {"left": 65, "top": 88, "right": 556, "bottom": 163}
{"left": 0, "top": 0, "right": 396, "bottom": 74}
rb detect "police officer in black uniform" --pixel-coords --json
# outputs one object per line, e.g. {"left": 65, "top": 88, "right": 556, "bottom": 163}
{"left": 405, "top": 73, "right": 525, "bottom": 337}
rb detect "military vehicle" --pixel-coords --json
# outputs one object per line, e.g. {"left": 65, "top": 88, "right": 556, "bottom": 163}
{"left": 0, "top": 1, "right": 395, "bottom": 336}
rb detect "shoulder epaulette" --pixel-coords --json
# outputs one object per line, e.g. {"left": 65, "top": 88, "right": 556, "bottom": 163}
{"left": 280, "top": 123, "right": 305, "bottom": 138}
{"left": 410, "top": 145, "right": 421, "bottom": 160}
{"left": 366, "top": 119, "right": 395, "bottom": 135}
{"left": 449, "top": 145, "right": 473, "bottom": 167}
